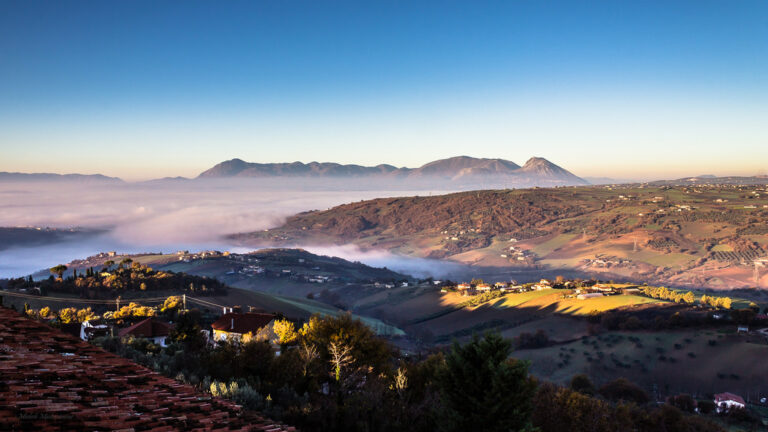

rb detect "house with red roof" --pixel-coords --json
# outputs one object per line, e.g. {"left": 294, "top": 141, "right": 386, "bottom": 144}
{"left": 118, "top": 317, "right": 173, "bottom": 347}
{"left": 211, "top": 312, "right": 277, "bottom": 344}
{"left": 714, "top": 392, "right": 746, "bottom": 413}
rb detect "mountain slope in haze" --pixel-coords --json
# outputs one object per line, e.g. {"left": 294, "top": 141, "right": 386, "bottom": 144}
{"left": 198, "top": 158, "right": 399, "bottom": 178}
{"left": 198, "top": 156, "right": 588, "bottom": 186}
{"left": 0, "top": 172, "right": 123, "bottom": 183}
{"left": 233, "top": 184, "right": 768, "bottom": 290}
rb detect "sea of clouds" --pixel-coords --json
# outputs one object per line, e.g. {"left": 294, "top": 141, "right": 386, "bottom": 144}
{"left": 0, "top": 179, "right": 463, "bottom": 278}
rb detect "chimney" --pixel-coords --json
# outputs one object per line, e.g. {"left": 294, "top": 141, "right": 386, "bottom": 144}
{"left": 231, "top": 318, "right": 234, "bottom": 330}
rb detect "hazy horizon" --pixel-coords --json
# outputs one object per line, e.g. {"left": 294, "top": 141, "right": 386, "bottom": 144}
{"left": 1, "top": 155, "right": 764, "bottom": 184}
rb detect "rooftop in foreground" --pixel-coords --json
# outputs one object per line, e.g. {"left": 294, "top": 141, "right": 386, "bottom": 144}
{"left": 0, "top": 306, "right": 295, "bottom": 431}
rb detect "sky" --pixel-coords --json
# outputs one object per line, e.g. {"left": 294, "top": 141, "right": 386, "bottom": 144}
{"left": 1, "top": 0, "right": 767, "bottom": 181}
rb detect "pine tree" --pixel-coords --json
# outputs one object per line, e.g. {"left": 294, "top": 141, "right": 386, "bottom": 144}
{"left": 437, "top": 333, "right": 537, "bottom": 432}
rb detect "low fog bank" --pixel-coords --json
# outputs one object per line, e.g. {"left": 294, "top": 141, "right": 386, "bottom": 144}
{"left": 296, "top": 244, "right": 470, "bottom": 280}
{"left": 0, "top": 179, "right": 462, "bottom": 278}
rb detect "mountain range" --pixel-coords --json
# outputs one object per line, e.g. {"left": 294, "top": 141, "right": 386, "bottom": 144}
{"left": 0, "top": 172, "right": 123, "bottom": 183}
{"left": 197, "top": 156, "right": 588, "bottom": 186}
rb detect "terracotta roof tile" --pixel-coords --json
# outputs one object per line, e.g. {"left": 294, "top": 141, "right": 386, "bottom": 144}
{"left": 0, "top": 306, "right": 295, "bottom": 431}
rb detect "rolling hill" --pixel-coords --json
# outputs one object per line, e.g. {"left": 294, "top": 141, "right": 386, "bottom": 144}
{"left": 232, "top": 184, "right": 768, "bottom": 290}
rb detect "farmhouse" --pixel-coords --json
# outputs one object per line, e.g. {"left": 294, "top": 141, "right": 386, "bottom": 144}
{"left": 211, "top": 312, "right": 277, "bottom": 344}
{"left": 457, "top": 283, "right": 472, "bottom": 292}
{"left": 118, "top": 318, "right": 173, "bottom": 347}
{"left": 476, "top": 283, "right": 492, "bottom": 293}
{"left": 714, "top": 392, "right": 746, "bottom": 413}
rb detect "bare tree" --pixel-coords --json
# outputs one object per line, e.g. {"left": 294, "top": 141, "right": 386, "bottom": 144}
{"left": 298, "top": 341, "right": 319, "bottom": 377}
{"left": 393, "top": 366, "right": 408, "bottom": 398}
{"left": 328, "top": 340, "right": 353, "bottom": 382}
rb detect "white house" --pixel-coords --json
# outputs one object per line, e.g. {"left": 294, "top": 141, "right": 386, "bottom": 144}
{"left": 476, "top": 283, "right": 492, "bottom": 293}
{"left": 714, "top": 392, "right": 746, "bottom": 413}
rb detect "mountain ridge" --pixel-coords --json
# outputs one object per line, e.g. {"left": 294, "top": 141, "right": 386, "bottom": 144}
{"left": 198, "top": 155, "right": 589, "bottom": 186}
{"left": 0, "top": 172, "right": 124, "bottom": 183}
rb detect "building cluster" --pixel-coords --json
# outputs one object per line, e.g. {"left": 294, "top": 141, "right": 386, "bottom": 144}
{"left": 453, "top": 279, "right": 530, "bottom": 296}
{"left": 441, "top": 227, "right": 483, "bottom": 241}
{"left": 571, "top": 283, "right": 620, "bottom": 299}
{"left": 177, "top": 250, "right": 227, "bottom": 262}
{"left": 581, "top": 256, "right": 629, "bottom": 269}
{"left": 68, "top": 308, "right": 280, "bottom": 352}
{"left": 505, "top": 245, "right": 533, "bottom": 261}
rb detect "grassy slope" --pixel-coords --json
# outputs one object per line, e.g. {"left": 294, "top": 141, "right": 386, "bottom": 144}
{"left": 515, "top": 329, "right": 768, "bottom": 397}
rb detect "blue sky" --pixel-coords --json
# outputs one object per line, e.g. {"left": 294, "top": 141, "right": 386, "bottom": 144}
{"left": 1, "top": 0, "right": 767, "bottom": 180}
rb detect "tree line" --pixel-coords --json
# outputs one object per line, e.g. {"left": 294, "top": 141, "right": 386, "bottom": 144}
{"left": 92, "top": 311, "right": 733, "bottom": 432}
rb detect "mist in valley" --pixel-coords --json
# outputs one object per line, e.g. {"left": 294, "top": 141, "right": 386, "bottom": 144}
{"left": 0, "top": 178, "right": 463, "bottom": 278}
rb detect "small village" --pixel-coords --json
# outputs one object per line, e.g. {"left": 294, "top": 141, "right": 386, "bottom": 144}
{"left": 445, "top": 277, "right": 626, "bottom": 298}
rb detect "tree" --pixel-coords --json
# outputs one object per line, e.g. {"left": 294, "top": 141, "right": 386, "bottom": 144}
{"left": 50, "top": 264, "right": 67, "bottom": 281}
{"left": 667, "top": 393, "right": 696, "bottom": 413}
{"left": 161, "top": 296, "right": 183, "bottom": 312}
{"left": 570, "top": 373, "right": 595, "bottom": 396}
{"left": 717, "top": 297, "right": 732, "bottom": 309}
{"left": 272, "top": 318, "right": 298, "bottom": 346}
{"left": 299, "top": 313, "right": 391, "bottom": 374}
{"left": 682, "top": 291, "right": 695, "bottom": 305}
{"left": 298, "top": 341, "right": 319, "bottom": 377}
{"left": 39, "top": 306, "right": 54, "bottom": 319}
{"left": 169, "top": 309, "right": 207, "bottom": 350}
{"left": 328, "top": 339, "right": 353, "bottom": 382}
{"left": 76, "top": 307, "right": 96, "bottom": 322}
{"left": 437, "top": 333, "right": 537, "bottom": 432}
{"left": 59, "top": 307, "right": 78, "bottom": 324}
{"left": 599, "top": 378, "right": 649, "bottom": 404}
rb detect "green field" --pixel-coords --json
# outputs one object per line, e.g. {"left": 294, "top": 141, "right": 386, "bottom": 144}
{"left": 515, "top": 329, "right": 768, "bottom": 398}
{"left": 487, "top": 289, "right": 662, "bottom": 316}
{"left": 489, "top": 289, "right": 557, "bottom": 308}
{"left": 553, "top": 295, "right": 661, "bottom": 315}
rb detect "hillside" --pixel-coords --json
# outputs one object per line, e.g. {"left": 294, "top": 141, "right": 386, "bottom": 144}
{"left": 233, "top": 184, "right": 768, "bottom": 290}
{"left": 198, "top": 156, "right": 588, "bottom": 187}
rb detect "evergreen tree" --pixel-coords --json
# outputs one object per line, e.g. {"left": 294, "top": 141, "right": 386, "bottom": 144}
{"left": 437, "top": 333, "right": 536, "bottom": 432}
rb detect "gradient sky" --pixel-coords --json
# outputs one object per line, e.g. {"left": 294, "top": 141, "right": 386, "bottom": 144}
{"left": 1, "top": 0, "right": 767, "bottom": 181}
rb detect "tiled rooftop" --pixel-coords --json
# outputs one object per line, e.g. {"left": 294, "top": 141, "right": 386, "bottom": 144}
{"left": 0, "top": 306, "right": 295, "bottom": 431}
